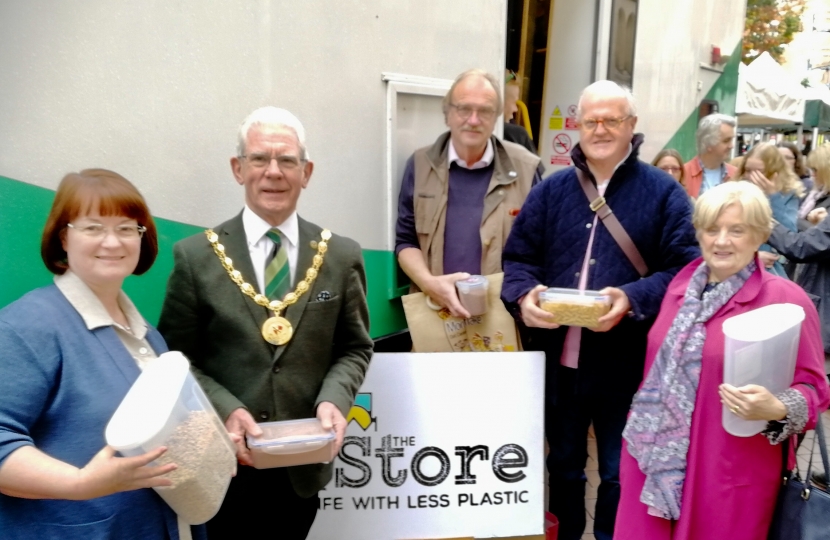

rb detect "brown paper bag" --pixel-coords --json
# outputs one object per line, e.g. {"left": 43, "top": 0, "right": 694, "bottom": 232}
{"left": 402, "top": 273, "right": 521, "bottom": 353}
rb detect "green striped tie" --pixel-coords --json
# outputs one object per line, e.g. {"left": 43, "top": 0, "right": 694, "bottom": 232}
{"left": 264, "top": 229, "right": 290, "bottom": 300}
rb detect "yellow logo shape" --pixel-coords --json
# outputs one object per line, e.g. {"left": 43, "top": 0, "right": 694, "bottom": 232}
{"left": 346, "top": 406, "right": 373, "bottom": 430}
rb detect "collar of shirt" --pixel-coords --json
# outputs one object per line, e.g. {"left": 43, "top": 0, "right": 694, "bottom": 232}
{"left": 242, "top": 205, "right": 299, "bottom": 251}
{"left": 698, "top": 158, "right": 728, "bottom": 179}
{"left": 595, "top": 143, "right": 633, "bottom": 191}
{"left": 448, "top": 138, "right": 494, "bottom": 170}
{"left": 54, "top": 270, "right": 147, "bottom": 338}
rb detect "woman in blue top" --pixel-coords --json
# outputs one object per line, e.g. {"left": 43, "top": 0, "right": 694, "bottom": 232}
{"left": 738, "top": 143, "right": 804, "bottom": 276}
{"left": 0, "top": 170, "right": 206, "bottom": 539}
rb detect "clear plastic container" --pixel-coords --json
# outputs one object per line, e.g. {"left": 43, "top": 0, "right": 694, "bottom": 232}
{"left": 538, "top": 288, "right": 611, "bottom": 329}
{"left": 105, "top": 351, "right": 237, "bottom": 524}
{"left": 247, "top": 419, "right": 335, "bottom": 469}
{"left": 456, "top": 275, "right": 489, "bottom": 317}
{"left": 722, "top": 303, "right": 805, "bottom": 437}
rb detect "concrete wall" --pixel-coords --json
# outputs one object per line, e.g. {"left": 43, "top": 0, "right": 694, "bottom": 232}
{"left": 537, "top": 0, "right": 745, "bottom": 172}
{"left": 0, "top": 0, "right": 507, "bottom": 251}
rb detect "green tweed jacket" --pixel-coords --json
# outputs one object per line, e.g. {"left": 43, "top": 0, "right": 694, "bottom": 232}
{"left": 158, "top": 212, "right": 372, "bottom": 497}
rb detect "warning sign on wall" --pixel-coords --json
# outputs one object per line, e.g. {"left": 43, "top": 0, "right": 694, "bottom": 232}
{"left": 549, "top": 106, "right": 563, "bottom": 130}
{"left": 565, "top": 104, "right": 578, "bottom": 130}
{"left": 553, "top": 133, "right": 572, "bottom": 155}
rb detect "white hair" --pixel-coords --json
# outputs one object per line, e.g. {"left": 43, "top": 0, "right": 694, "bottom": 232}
{"left": 236, "top": 106, "right": 309, "bottom": 160}
{"left": 576, "top": 80, "right": 637, "bottom": 119}
{"left": 696, "top": 113, "right": 737, "bottom": 155}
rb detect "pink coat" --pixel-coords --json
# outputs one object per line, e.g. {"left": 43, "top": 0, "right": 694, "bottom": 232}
{"left": 614, "top": 257, "right": 830, "bottom": 540}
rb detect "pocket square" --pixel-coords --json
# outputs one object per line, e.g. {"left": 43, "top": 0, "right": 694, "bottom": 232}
{"left": 315, "top": 291, "right": 333, "bottom": 302}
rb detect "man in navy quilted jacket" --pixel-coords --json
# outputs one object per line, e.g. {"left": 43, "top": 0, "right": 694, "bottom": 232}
{"left": 501, "top": 80, "right": 700, "bottom": 540}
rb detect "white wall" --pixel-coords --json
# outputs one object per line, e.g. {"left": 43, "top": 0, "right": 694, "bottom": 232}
{"left": 538, "top": 0, "right": 745, "bottom": 169}
{"left": 633, "top": 0, "right": 746, "bottom": 160}
{"left": 0, "top": 0, "right": 506, "bottom": 251}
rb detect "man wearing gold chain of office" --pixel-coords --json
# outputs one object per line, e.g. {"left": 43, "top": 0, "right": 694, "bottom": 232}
{"left": 158, "top": 107, "right": 373, "bottom": 539}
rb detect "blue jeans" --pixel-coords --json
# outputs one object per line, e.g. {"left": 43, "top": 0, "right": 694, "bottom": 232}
{"left": 545, "top": 367, "right": 633, "bottom": 540}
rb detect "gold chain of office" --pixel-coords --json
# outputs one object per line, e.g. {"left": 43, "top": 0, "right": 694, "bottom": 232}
{"left": 204, "top": 228, "right": 332, "bottom": 345}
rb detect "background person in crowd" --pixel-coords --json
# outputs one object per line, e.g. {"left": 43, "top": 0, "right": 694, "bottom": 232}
{"left": 0, "top": 170, "right": 204, "bottom": 539}
{"left": 501, "top": 80, "right": 700, "bottom": 540}
{"left": 158, "top": 107, "right": 372, "bottom": 540}
{"left": 739, "top": 142, "right": 804, "bottom": 277}
{"left": 767, "top": 210, "right": 830, "bottom": 376}
{"left": 651, "top": 149, "right": 685, "bottom": 185}
{"left": 683, "top": 114, "right": 738, "bottom": 199}
{"left": 615, "top": 181, "right": 829, "bottom": 540}
{"left": 502, "top": 70, "right": 537, "bottom": 154}
{"left": 796, "top": 144, "right": 830, "bottom": 232}
{"left": 396, "top": 68, "right": 541, "bottom": 318}
{"left": 778, "top": 140, "right": 812, "bottom": 191}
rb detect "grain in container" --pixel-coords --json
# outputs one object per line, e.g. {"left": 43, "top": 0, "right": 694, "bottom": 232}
{"left": 105, "top": 351, "right": 237, "bottom": 524}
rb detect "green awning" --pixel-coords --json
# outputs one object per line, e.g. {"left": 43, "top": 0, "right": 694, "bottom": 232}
{"left": 803, "top": 100, "right": 830, "bottom": 130}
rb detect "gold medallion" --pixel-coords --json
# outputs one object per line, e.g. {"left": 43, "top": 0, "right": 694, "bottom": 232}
{"left": 262, "top": 316, "right": 293, "bottom": 346}
{"left": 204, "top": 227, "right": 330, "bottom": 346}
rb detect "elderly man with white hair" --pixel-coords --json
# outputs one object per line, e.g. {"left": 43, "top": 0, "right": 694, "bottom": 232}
{"left": 683, "top": 113, "right": 738, "bottom": 199}
{"left": 501, "top": 81, "right": 700, "bottom": 540}
{"left": 158, "top": 107, "right": 372, "bottom": 539}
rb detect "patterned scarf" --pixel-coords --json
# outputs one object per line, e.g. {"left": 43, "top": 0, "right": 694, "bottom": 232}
{"left": 622, "top": 259, "right": 757, "bottom": 520}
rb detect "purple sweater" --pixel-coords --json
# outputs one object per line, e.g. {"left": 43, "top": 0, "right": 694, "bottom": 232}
{"left": 395, "top": 157, "right": 494, "bottom": 275}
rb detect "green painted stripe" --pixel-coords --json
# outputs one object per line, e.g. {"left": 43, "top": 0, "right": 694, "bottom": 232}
{"left": 664, "top": 41, "right": 741, "bottom": 160}
{"left": 0, "top": 175, "right": 407, "bottom": 339}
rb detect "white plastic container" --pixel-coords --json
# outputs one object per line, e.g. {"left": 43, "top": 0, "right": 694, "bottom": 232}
{"left": 538, "top": 288, "right": 611, "bottom": 329}
{"left": 247, "top": 419, "right": 335, "bottom": 469}
{"left": 105, "top": 351, "right": 237, "bottom": 524}
{"left": 722, "top": 303, "right": 805, "bottom": 437}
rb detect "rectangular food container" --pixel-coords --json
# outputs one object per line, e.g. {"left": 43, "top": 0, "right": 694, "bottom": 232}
{"left": 538, "top": 288, "right": 611, "bottom": 329}
{"left": 105, "top": 351, "right": 237, "bottom": 525}
{"left": 247, "top": 419, "right": 335, "bottom": 469}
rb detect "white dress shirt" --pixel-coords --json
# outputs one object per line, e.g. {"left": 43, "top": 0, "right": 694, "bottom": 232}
{"left": 242, "top": 205, "right": 299, "bottom": 295}
{"left": 448, "top": 139, "right": 495, "bottom": 169}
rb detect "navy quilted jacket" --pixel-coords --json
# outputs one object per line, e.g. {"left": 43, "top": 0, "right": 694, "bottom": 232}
{"left": 501, "top": 135, "right": 700, "bottom": 398}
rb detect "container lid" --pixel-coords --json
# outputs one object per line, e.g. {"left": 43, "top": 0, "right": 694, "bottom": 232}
{"left": 456, "top": 275, "right": 488, "bottom": 293}
{"left": 248, "top": 419, "right": 335, "bottom": 454}
{"left": 105, "top": 351, "right": 191, "bottom": 452}
{"left": 539, "top": 287, "right": 608, "bottom": 304}
{"left": 723, "top": 303, "right": 805, "bottom": 342}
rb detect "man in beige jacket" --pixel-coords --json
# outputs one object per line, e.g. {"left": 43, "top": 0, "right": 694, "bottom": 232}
{"left": 395, "top": 68, "right": 542, "bottom": 317}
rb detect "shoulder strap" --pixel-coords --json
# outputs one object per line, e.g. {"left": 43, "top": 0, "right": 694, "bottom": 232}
{"left": 575, "top": 168, "right": 649, "bottom": 277}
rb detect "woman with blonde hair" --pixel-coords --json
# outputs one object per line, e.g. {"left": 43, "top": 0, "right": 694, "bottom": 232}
{"left": 615, "top": 181, "right": 829, "bottom": 540}
{"left": 738, "top": 142, "right": 804, "bottom": 276}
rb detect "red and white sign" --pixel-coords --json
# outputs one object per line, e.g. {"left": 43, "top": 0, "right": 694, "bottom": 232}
{"left": 567, "top": 104, "right": 577, "bottom": 117}
{"left": 553, "top": 133, "right": 572, "bottom": 155}
{"left": 550, "top": 156, "right": 571, "bottom": 166}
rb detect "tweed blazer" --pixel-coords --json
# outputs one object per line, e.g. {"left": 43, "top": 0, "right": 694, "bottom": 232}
{"left": 158, "top": 212, "right": 372, "bottom": 497}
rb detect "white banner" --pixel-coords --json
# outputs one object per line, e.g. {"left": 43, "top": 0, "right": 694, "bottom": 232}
{"left": 307, "top": 352, "right": 546, "bottom": 540}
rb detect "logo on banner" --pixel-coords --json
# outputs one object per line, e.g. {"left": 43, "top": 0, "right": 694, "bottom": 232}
{"left": 347, "top": 393, "right": 377, "bottom": 430}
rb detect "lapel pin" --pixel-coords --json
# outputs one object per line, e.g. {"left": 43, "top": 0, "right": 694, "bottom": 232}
{"left": 310, "top": 240, "right": 318, "bottom": 249}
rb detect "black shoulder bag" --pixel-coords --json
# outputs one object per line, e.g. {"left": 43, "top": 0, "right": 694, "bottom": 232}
{"left": 768, "top": 415, "right": 830, "bottom": 539}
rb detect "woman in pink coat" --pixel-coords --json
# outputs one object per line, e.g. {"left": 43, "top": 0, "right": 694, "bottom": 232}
{"left": 614, "top": 181, "right": 830, "bottom": 540}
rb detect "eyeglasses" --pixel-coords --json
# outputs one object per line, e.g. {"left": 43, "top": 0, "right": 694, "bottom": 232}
{"left": 241, "top": 153, "right": 305, "bottom": 171}
{"left": 449, "top": 104, "right": 497, "bottom": 122}
{"left": 67, "top": 223, "right": 147, "bottom": 239}
{"left": 660, "top": 166, "right": 682, "bottom": 173}
{"left": 579, "top": 116, "right": 631, "bottom": 131}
